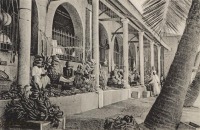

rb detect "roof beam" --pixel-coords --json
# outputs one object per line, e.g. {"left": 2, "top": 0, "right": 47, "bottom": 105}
{"left": 99, "top": 18, "right": 121, "bottom": 22}
{"left": 129, "top": 41, "right": 138, "bottom": 43}
{"left": 112, "top": 32, "right": 123, "bottom": 35}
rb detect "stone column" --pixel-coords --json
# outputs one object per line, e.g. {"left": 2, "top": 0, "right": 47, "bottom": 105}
{"left": 122, "top": 18, "right": 130, "bottom": 88}
{"left": 18, "top": 0, "right": 32, "bottom": 88}
{"left": 157, "top": 46, "right": 161, "bottom": 78}
{"left": 92, "top": 0, "right": 100, "bottom": 90}
{"left": 139, "top": 32, "right": 145, "bottom": 85}
{"left": 150, "top": 41, "right": 155, "bottom": 69}
{"left": 108, "top": 36, "right": 112, "bottom": 72}
{"left": 134, "top": 43, "right": 139, "bottom": 71}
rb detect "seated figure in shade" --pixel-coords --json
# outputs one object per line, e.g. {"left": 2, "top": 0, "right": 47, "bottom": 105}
{"left": 107, "top": 67, "right": 123, "bottom": 87}
{"left": 47, "top": 55, "right": 74, "bottom": 86}
{"left": 32, "top": 55, "right": 50, "bottom": 89}
{"left": 63, "top": 61, "right": 74, "bottom": 79}
{"left": 111, "top": 68, "right": 120, "bottom": 84}
{"left": 129, "top": 71, "right": 135, "bottom": 85}
{"left": 134, "top": 71, "right": 140, "bottom": 84}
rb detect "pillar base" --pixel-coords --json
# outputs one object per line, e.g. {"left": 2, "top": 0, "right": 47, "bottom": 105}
{"left": 95, "top": 87, "right": 103, "bottom": 92}
{"left": 97, "top": 89, "right": 103, "bottom": 108}
{"left": 140, "top": 84, "right": 147, "bottom": 91}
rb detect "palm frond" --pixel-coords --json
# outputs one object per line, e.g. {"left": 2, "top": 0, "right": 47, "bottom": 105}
{"left": 142, "top": 0, "right": 192, "bottom": 34}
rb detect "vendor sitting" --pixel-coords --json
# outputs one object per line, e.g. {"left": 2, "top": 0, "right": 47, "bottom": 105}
{"left": 47, "top": 55, "right": 74, "bottom": 85}
{"left": 32, "top": 55, "right": 50, "bottom": 89}
{"left": 107, "top": 67, "right": 123, "bottom": 87}
{"left": 63, "top": 61, "right": 74, "bottom": 78}
{"left": 134, "top": 71, "right": 140, "bottom": 85}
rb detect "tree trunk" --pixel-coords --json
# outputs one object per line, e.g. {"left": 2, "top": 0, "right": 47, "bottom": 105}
{"left": 184, "top": 52, "right": 200, "bottom": 107}
{"left": 144, "top": 0, "right": 200, "bottom": 129}
{"left": 184, "top": 71, "right": 200, "bottom": 107}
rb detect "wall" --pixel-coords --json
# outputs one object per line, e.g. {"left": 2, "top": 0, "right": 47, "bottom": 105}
{"left": 0, "top": 52, "right": 18, "bottom": 81}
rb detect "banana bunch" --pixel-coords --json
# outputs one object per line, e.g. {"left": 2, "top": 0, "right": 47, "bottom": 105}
{"left": 0, "top": 83, "right": 20, "bottom": 100}
{"left": 104, "top": 115, "right": 140, "bottom": 130}
{"left": 4, "top": 100, "right": 26, "bottom": 123}
{"left": 48, "top": 104, "right": 63, "bottom": 128}
{"left": 4, "top": 81, "right": 64, "bottom": 128}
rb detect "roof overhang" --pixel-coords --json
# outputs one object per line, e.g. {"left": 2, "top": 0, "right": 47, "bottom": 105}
{"left": 105, "top": 0, "right": 171, "bottom": 51}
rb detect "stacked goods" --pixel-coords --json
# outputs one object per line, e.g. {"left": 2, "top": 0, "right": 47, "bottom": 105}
{"left": 4, "top": 81, "right": 63, "bottom": 128}
{"left": 0, "top": 12, "right": 12, "bottom": 26}
{"left": 104, "top": 115, "right": 140, "bottom": 130}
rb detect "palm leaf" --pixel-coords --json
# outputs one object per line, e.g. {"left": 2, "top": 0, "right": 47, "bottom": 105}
{"left": 142, "top": 0, "right": 192, "bottom": 34}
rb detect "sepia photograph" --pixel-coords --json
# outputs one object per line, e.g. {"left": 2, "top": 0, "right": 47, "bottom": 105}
{"left": 0, "top": 0, "right": 199, "bottom": 129}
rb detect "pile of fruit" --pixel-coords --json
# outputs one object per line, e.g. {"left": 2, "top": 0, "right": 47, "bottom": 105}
{"left": 104, "top": 115, "right": 140, "bottom": 130}
{"left": 4, "top": 82, "right": 63, "bottom": 128}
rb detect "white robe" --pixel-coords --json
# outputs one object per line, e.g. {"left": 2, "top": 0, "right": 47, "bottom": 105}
{"left": 149, "top": 74, "right": 161, "bottom": 95}
{"left": 32, "top": 66, "right": 50, "bottom": 88}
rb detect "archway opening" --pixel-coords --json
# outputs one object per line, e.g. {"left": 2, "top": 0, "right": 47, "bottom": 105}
{"left": 114, "top": 35, "right": 123, "bottom": 69}
{"left": 99, "top": 23, "right": 109, "bottom": 66}
{"left": 52, "top": 3, "right": 83, "bottom": 63}
{"left": 128, "top": 44, "right": 135, "bottom": 71}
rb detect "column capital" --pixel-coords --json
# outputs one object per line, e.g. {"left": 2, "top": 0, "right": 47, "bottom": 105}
{"left": 150, "top": 40, "right": 155, "bottom": 45}
{"left": 157, "top": 45, "right": 161, "bottom": 50}
{"left": 134, "top": 42, "right": 139, "bottom": 46}
{"left": 121, "top": 18, "right": 129, "bottom": 23}
{"left": 138, "top": 31, "right": 144, "bottom": 35}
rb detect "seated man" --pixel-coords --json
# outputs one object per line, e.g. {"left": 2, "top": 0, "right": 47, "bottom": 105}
{"left": 134, "top": 71, "right": 140, "bottom": 85}
{"left": 63, "top": 61, "right": 74, "bottom": 78}
{"left": 107, "top": 68, "right": 123, "bottom": 87}
{"left": 47, "top": 56, "right": 74, "bottom": 89}
{"left": 129, "top": 71, "right": 136, "bottom": 86}
{"left": 32, "top": 55, "right": 50, "bottom": 89}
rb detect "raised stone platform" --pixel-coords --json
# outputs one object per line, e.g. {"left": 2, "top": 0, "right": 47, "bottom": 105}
{"left": 4, "top": 117, "right": 65, "bottom": 130}
{"left": 50, "top": 92, "right": 99, "bottom": 116}
{"left": 0, "top": 86, "right": 153, "bottom": 129}
{"left": 103, "top": 89, "right": 130, "bottom": 106}
{"left": 131, "top": 86, "right": 151, "bottom": 99}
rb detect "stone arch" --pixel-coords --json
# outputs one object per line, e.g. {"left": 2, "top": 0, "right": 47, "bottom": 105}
{"left": 114, "top": 34, "right": 123, "bottom": 51}
{"left": 129, "top": 43, "right": 135, "bottom": 71}
{"left": 99, "top": 23, "right": 109, "bottom": 66}
{"left": 113, "top": 34, "right": 123, "bottom": 69}
{"left": 45, "top": 1, "right": 83, "bottom": 41}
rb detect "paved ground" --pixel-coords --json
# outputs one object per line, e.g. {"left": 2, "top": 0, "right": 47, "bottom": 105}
{"left": 70, "top": 97, "right": 200, "bottom": 126}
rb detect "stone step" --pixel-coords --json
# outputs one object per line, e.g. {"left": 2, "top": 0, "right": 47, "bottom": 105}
{"left": 7, "top": 117, "right": 65, "bottom": 130}
{"left": 131, "top": 90, "right": 151, "bottom": 99}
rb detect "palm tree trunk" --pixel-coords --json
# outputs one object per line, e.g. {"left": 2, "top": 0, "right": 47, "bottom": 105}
{"left": 184, "top": 52, "right": 200, "bottom": 107}
{"left": 144, "top": 0, "right": 200, "bottom": 129}
{"left": 184, "top": 71, "right": 200, "bottom": 107}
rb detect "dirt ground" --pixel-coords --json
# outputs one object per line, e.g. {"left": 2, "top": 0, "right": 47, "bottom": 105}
{"left": 71, "top": 97, "right": 200, "bottom": 125}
